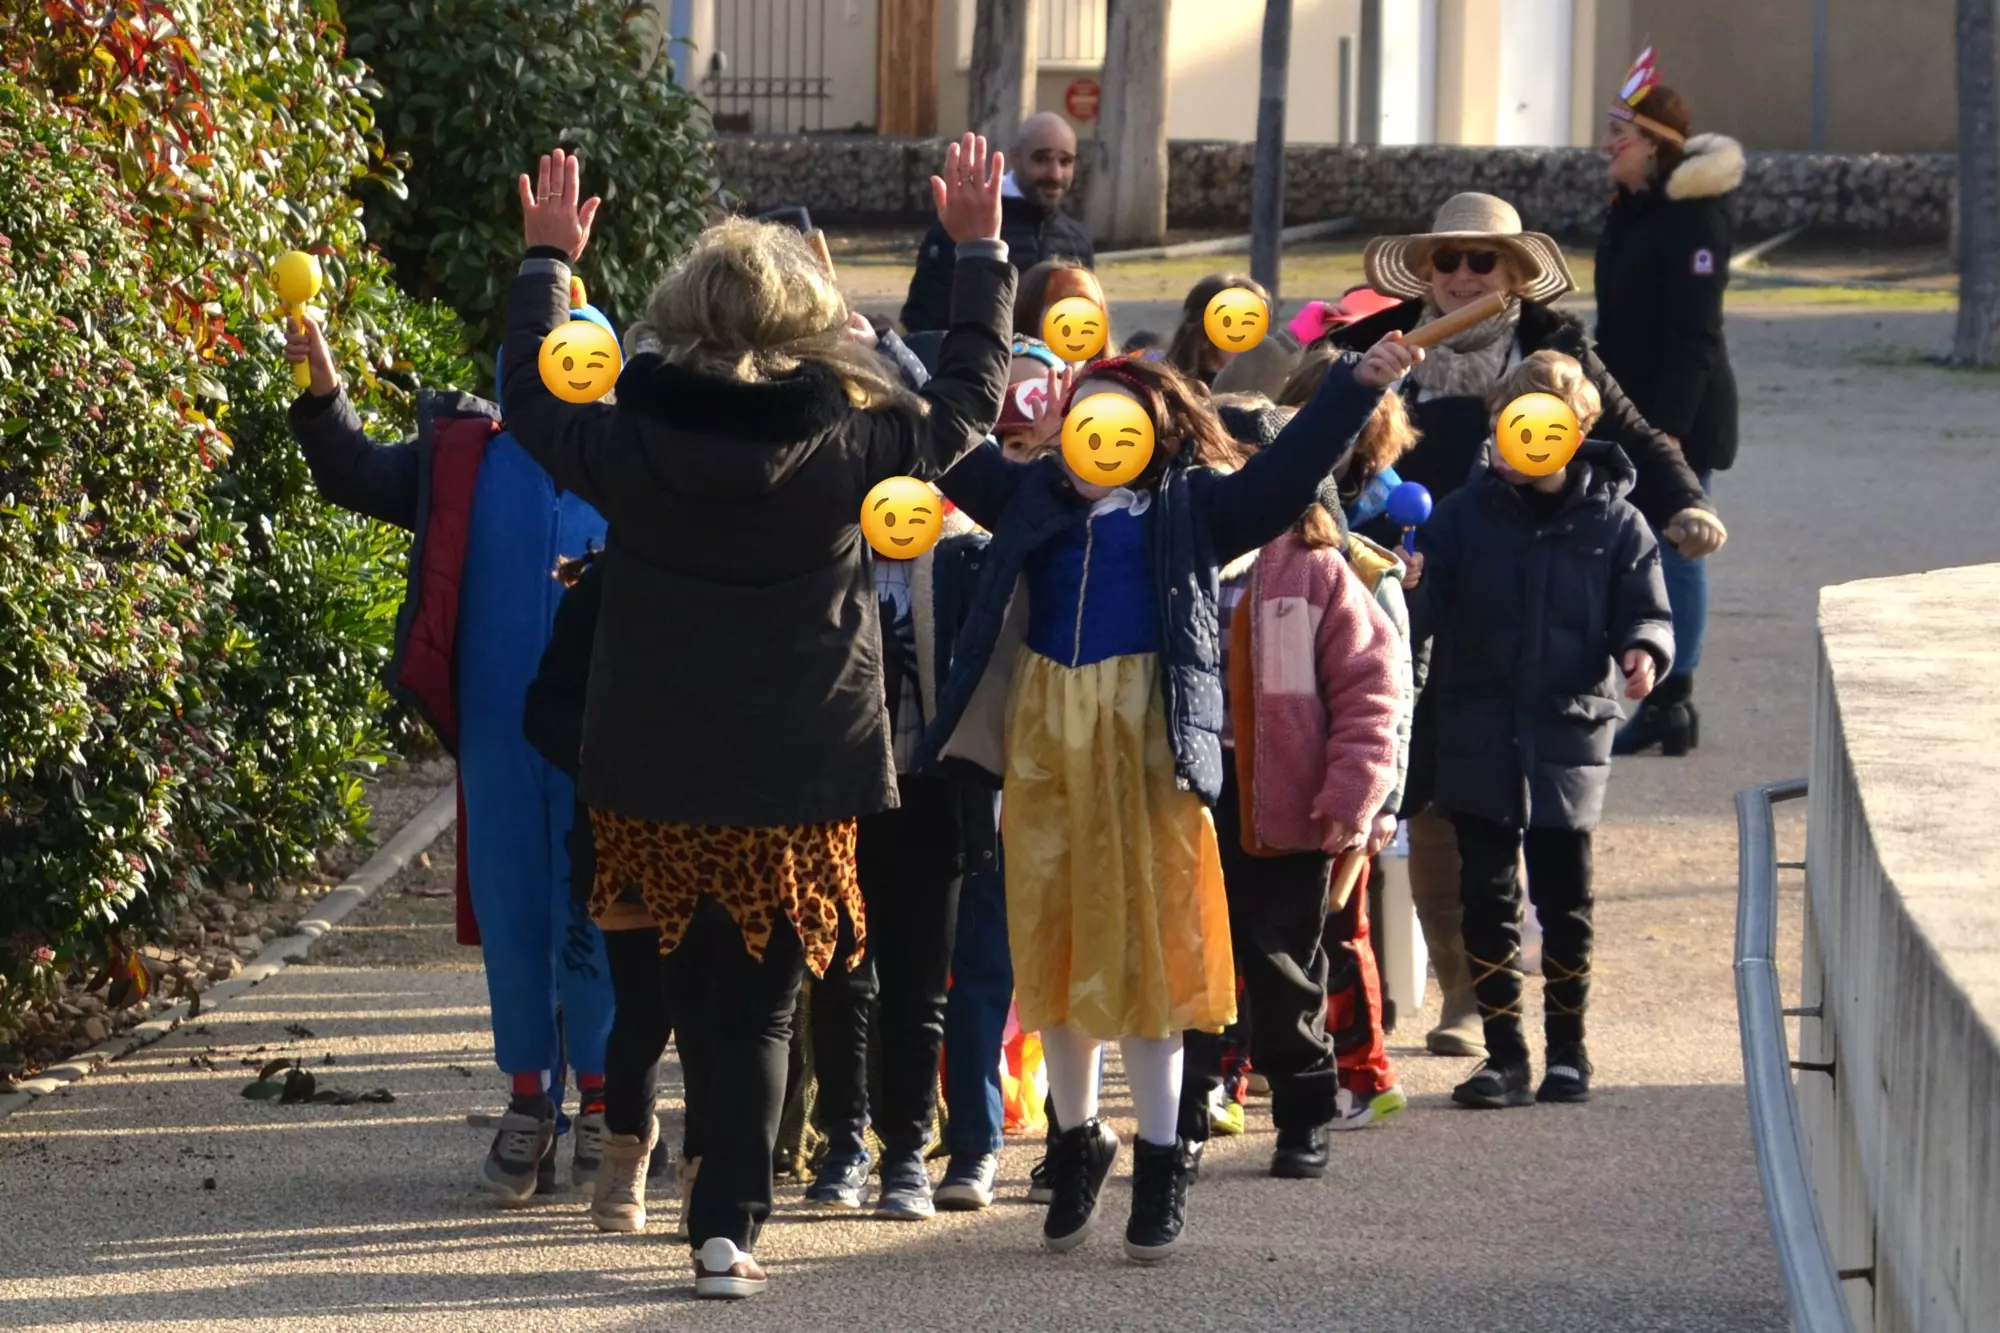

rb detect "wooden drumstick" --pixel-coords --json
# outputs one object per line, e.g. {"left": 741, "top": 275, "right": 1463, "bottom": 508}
{"left": 1400, "top": 290, "right": 1512, "bottom": 351}
{"left": 807, "top": 228, "right": 836, "bottom": 281}
{"left": 1329, "top": 847, "right": 1370, "bottom": 913}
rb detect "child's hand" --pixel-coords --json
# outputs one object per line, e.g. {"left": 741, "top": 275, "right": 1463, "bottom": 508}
{"left": 283, "top": 311, "right": 340, "bottom": 399}
{"left": 1320, "top": 820, "right": 1365, "bottom": 855}
{"left": 1355, "top": 331, "right": 1422, "bottom": 389}
{"left": 1365, "top": 814, "right": 1399, "bottom": 857}
{"left": 1399, "top": 551, "right": 1424, "bottom": 589}
{"left": 517, "top": 148, "right": 603, "bottom": 260}
{"left": 1029, "top": 363, "right": 1077, "bottom": 446}
{"left": 845, "top": 311, "right": 879, "bottom": 349}
{"left": 1621, "top": 647, "right": 1657, "bottom": 700}
{"left": 931, "top": 133, "right": 1006, "bottom": 244}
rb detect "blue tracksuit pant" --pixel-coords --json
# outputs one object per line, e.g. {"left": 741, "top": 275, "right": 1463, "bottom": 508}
{"left": 456, "top": 434, "right": 613, "bottom": 1078}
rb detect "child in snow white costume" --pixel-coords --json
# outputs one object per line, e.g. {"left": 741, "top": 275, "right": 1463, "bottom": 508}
{"left": 923, "top": 332, "right": 1417, "bottom": 1261}
{"left": 284, "top": 289, "right": 616, "bottom": 1205}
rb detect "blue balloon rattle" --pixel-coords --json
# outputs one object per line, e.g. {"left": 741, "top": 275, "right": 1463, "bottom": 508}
{"left": 1385, "top": 481, "right": 1433, "bottom": 557}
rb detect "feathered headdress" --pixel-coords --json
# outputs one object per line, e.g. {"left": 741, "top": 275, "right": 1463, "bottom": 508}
{"left": 1609, "top": 47, "right": 1685, "bottom": 145}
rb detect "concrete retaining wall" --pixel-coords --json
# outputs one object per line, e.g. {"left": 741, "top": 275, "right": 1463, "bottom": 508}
{"left": 712, "top": 135, "right": 1954, "bottom": 241}
{"left": 1799, "top": 563, "right": 2000, "bottom": 1333}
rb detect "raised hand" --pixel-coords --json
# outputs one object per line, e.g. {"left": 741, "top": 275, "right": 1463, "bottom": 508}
{"left": 930, "top": 133, "right": 1006, "bottom": 244}
{"left": 517, "top": 148, "right": 603, "bottom": 260}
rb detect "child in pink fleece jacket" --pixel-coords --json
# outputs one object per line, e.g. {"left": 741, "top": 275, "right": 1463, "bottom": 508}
{"left": 1176, "top": 428, "right": 1403, "bottom": 1179}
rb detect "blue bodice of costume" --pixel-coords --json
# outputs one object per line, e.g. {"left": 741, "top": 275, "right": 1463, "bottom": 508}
{"left": 1024, "top": 503, "right": 1159, "bottom": 667}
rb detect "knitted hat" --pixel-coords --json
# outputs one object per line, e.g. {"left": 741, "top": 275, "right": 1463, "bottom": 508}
{"left": 1362, "top": 193, "right": 1575, "bottom": 304}
{"left": 1214, "top": 396, "right": 1289, "bottom": 451}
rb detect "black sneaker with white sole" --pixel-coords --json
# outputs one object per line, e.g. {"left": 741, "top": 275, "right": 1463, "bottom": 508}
{"left": 934, "top": 1152, "right": 998, "bottom": 1211}
{"left": 1042, "top": 1119, "right": 1119, "bottom": 1252}
{"left": 1123, "top": 1137, "right": 1189, "bottom": 1262}
{"left": 1027, "top": 1153, "right": 1054, "bottom": 1205}
{"left": 1536, "top": 1043, "right": 1593, "bottom": 1103}
{"left": 1451, "top": 1056, "right": 1535, "bottom": 1109}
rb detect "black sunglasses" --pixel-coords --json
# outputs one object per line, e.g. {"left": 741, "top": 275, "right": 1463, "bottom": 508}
{"left": 1431, "top": 248, "right": 1500, "bottom": 276}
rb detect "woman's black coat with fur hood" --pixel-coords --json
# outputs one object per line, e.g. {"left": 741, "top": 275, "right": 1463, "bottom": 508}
{"left": 499, "top": 250, "right": 1016, "bottom": 830}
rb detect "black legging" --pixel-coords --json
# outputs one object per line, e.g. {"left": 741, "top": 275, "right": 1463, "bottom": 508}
{"left": 603, "top": 925, "right": 717, "bottom": 1161}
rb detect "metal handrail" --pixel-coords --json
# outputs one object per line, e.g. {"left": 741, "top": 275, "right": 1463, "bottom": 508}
{"left": 1734, "top": 778, "right": 1852, "bottom": 1333}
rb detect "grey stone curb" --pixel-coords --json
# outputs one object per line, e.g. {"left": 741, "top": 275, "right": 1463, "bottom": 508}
{"left": 0, "top": 786, "right": 457, "bottom": 1119}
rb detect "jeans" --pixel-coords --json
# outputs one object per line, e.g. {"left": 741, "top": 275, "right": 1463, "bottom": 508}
{"left": 809, "top": 776, "right": 963, "bottom": 1157}
{"left": 1658, "top": 469, "right": 1714, "bottom": 678}
{"left": 1451, "top": 813, "right": 1594, "bottom": 1058}
{"left": 667, "top": 897, "right": 805, "bottom": 1251}
{"left": 1179, "top": 767, "right": 1339, "bottom": 1141}
{"left": 944, "top": 859, "right": 1012, "bottom": 1155}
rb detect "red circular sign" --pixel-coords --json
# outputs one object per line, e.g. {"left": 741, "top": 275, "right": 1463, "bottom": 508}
{"left": 1065, "top": 77, "right": 1101, "bottom": 122}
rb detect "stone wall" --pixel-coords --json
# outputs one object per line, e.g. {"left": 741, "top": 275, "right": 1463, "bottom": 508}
{"left": 711, "top": 134, "right": 1954, "bottom": 241}
{"left": 1799, "top": 563, "right": 2000, "bottom": 1333}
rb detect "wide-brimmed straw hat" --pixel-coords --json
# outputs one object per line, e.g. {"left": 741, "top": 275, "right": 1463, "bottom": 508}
{"left": 1362, "top": 193, "right": 1575, "bottom": 305}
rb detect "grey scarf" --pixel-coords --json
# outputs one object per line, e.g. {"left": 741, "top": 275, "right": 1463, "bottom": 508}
{"left": 1408, "top": 299, "right": 1522, "bottom": 400}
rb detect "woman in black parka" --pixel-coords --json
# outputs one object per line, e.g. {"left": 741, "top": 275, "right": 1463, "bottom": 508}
{"left": 1595, "top": 79, "right": 1744, "bottom": 757}
{"left": 500, "top": 138, "right": 1014, "bottom": 1300}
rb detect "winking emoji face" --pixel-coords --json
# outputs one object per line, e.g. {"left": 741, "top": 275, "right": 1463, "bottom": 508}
{"left": 860, "top": 476, "right": 943, "bottom": 560}
{"left": 1202, "top": 287, "right": 1269, "bottom": 354}
{"left": 1494, "top": 392, "right": 1582, "bottom": 477}
{"left": 1042, "top": 297, "right": 1109, "bottom": 362}
{"left": 1060, "top": 391, "right": 1157, "bottom": 488}
{"left": 538, "top": 321, "right": 622, "bottom": 404}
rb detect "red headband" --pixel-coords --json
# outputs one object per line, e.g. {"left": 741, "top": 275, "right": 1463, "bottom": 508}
{"left": 1064, "top": 355, "right": 1166, "bottom": 422}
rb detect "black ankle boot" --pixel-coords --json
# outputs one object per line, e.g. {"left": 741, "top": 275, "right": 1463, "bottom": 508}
{"left": 1123, "top": 1137, "right": 1189, "bottom": 1261}
{"left": 1042, "top": 1119, "right": 1119, "bottom": 1252}
{"left": 1613, "top": 675, "right": 1695, "bottom": 756}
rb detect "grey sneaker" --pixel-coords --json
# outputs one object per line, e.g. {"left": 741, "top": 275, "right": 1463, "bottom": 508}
{"left": 933, "top": 1152, "right": 998, "bottom": 1211}
{"left": 873, "top": 1149, "right": 935, "bottom": 1221}
{"left": 804, "top": 1149, "right": 871, "bottom": 1209}
{"left": 470, "top": 1099, "right": 556, "bottom": 1207}
{"left": 572, "top": 1108, "right": 609, "bottom": 1190}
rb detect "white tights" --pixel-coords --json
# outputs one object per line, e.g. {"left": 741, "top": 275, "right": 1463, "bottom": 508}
{"left": 1040, "top": 1025, "right": 1184, "bottom": 1148}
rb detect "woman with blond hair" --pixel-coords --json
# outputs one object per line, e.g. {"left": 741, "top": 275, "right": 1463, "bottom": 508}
{"left": 498, "top": 137, "right": 1014, "bottom": 1300}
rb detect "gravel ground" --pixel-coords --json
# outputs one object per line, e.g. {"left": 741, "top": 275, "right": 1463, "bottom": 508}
{"left": 1, "top": 287, "right": 1993, "bottom": 1330}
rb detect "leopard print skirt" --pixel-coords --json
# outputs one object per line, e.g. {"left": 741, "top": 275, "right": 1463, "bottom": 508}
{"left": 588, "top": 811, "right": 864, "bottom": 979}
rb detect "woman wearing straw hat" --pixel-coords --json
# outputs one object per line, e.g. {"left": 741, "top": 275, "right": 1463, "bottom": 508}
{"left": 1320, "top": 190, "right": 1726, "bottom": 1060}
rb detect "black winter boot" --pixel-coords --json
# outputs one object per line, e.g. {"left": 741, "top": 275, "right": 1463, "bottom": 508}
{"left": 1123, "top": 1137, "right": 1189, "bottom": 1262}
{"left": 1042, "top": 1119, "right": 1119, "bottom": 1252}
{"left": 1613, "top": 674, "right": 1696, "bottom": 756}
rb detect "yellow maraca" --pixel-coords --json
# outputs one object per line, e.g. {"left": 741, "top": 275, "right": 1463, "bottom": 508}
{"left": 273, "top": 251, "right": 324, "bottom": 390}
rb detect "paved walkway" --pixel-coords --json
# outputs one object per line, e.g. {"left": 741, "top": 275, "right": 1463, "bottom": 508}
{"left": 4, "top": 305, "right": 1995, "bottom": 1331}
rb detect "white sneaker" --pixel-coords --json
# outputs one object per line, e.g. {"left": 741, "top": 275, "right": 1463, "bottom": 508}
{"left": 1329, "top": 1085, "right": 1409, "bottom": 1131}
{"left": 693, "top": 1236, "right": 767, "bottom": 1300}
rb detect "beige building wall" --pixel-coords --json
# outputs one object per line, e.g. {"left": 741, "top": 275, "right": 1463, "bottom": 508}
{"left": 1596, "top": 0, "right": 1954, "bottom": 152}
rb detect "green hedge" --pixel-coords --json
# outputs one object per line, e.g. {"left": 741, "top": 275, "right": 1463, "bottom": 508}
{"left": 344, "top": 0, "right": 718, "bottom": 352}
{"left": 0, "top": 0, "right": 475, "bottom": 1041}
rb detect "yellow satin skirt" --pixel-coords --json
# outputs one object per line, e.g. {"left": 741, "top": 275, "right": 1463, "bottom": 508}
{"left": 1002, "top": 648, "right": 1237, "bottom": 1040}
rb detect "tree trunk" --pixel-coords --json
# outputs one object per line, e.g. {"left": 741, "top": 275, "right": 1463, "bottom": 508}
{"left": 1250, "top": 0, "right": 1293, "bottom": 301}
{"left": 1956, "top": 0, "right": 2000, "bottom": 365}
{"left": 1087, "top": 0, "right": 1170, "bottom": 247}
{"left": 968, "top": 0, "right": 1038, "bottom": 148}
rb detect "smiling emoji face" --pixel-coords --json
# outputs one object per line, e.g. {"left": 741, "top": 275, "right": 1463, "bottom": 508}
{"left": 1202, "top": 287, "right": 1269, "bottom": 354}
{"left": 1060, "top": 391, "right": 1156, "bottom": 488}
{"left": 1494, "top": 392, "right": 1582, "bottom": 476}
{"left": 537, "top": 321, "right": 622, "bottom": 404}
{"left": 1042, "top": 296, "right": 1109, "bottom": 363}
{"left": 860, "top": 476, "right": 944, "bottom": 560}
